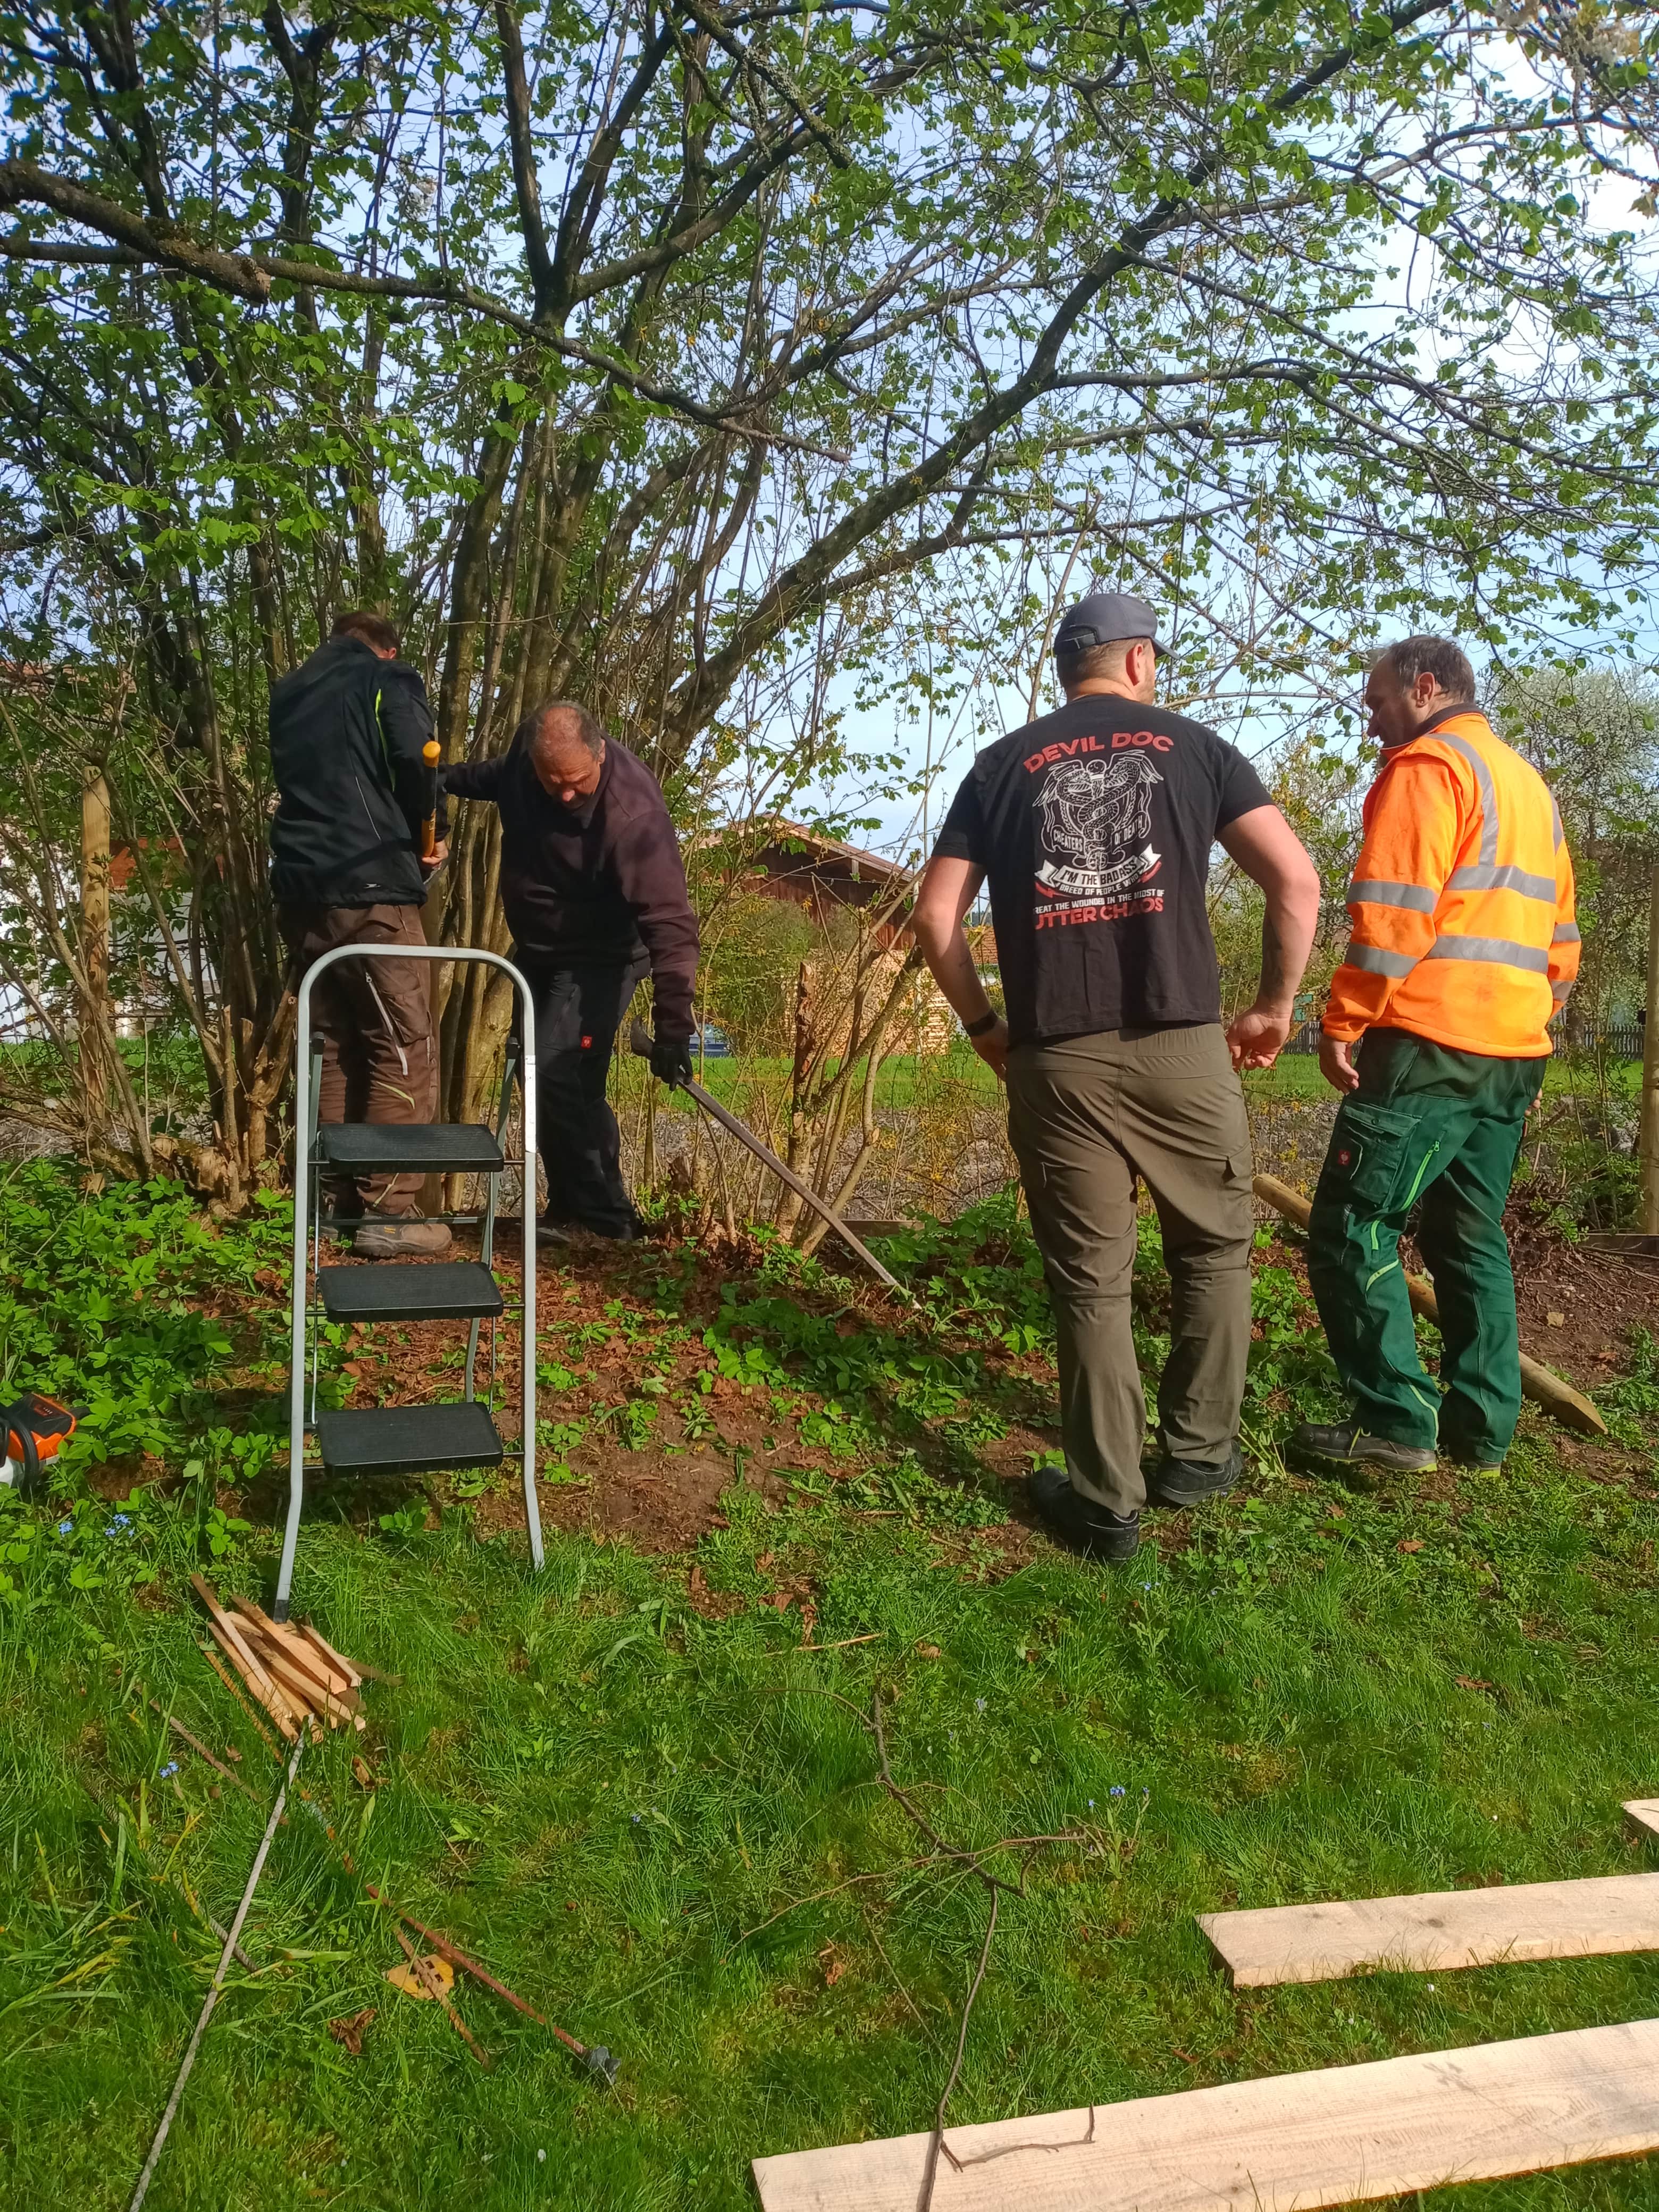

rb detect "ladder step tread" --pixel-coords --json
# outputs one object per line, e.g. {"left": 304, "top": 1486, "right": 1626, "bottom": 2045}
{"left": 316, "top": 1402, "right": 504, "bottom": 1477}
{"left": 317, "top": 1122, "right": 506, "bottom": 1174}
{"left": 317, "top": 1261, "right": 505, "bottom": 1323}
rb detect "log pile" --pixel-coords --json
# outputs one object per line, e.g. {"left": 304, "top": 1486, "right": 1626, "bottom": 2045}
{"left": 190, "top": 1573, "right": 365, "bottom": 1739}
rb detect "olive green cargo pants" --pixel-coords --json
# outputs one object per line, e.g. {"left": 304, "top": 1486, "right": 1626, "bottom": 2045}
{"left": 1306, "top": 1028, "right": 1546, "bottom": 1460}
{"left": 1006, "top": 1024, "right": 1255, "bottom": 1518}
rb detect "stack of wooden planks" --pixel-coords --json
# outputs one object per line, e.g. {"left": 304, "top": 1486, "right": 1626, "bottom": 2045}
{"left": 191, "top": 1573, "right": 364, "bottom": 1740}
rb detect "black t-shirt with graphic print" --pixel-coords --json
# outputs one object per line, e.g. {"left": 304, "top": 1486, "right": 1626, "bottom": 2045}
{"left": 933, "top": 696, "right": 1272, "bottom": 1048}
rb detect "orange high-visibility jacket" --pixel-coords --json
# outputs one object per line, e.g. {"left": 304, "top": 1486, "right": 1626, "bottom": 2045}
{"left": 1323, "top": 710, "right": 1578, "bottom": 1059}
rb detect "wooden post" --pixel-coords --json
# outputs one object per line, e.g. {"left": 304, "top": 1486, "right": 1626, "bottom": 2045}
{"left": 79, "top": 766, "right": 111, "bottom": 1135}
{"left": 1642, "top": 861, "right": 1659, "bottom": 1235}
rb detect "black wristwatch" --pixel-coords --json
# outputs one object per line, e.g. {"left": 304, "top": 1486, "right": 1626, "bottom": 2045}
{"left": 965, "top": 1009, "right": 1000, "bottom": 1039}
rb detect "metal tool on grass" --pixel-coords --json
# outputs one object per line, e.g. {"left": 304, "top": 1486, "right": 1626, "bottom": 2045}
{"left": 365, "top": 1883, "right": 617, "bottom": 2081}
{"left": 128, "top": 1733, "right": 305, "bottom": 2212}
{"left": 630, "top": 1020, "right": 904, "bottom": 1295}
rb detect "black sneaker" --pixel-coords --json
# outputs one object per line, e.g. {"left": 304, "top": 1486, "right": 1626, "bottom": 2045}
{"left": 1028, "top": 1464, "right": 1140, "bottom": 1561}
{"left": 1287, "top": 1422, "right": 1436, "bottom": 1475}
{"left": 1148, "top": 1446, "right": 1242, "bottom": 1509}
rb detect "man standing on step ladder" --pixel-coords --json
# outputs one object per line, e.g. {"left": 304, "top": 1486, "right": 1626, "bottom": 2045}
{"left": 269, "top": 610, "right": 452, "bottom": 1260}
{"left": 442, "top": 700, "right": 699, "bottom": 1242}
{"left": 1288, "top": 636, "right": 1579, "bottom": 1482}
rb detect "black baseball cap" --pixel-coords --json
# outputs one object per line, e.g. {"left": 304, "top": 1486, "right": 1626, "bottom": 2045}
{"left": 1053, "top": 591, "right": 1167, "bottom": 659}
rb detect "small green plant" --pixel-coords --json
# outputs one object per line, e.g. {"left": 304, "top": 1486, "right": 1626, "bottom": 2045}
{"left": 202, "top": 1505, "right": 253, "bottom": 1561}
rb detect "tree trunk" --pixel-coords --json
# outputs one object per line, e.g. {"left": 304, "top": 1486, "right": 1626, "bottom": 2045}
{"left": 79, "top": 765, "right": 111, "bottom": 1141}
{"left": 1641, "top": 862, "right": 1659, "bottom": 1235}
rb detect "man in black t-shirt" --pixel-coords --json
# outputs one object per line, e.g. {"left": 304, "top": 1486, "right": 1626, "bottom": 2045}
{"left": 914, "top": 593, "right": 1320, "bottom": 1563}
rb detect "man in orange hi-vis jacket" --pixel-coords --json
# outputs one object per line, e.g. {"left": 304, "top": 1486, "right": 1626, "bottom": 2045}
{"left": 1289, "top": 636, "right": 1579, "bottom": 1480}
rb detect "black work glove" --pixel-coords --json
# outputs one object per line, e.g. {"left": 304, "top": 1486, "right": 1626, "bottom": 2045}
{"left": 650, "top": 1033, "right": 695, "bottom": 1087}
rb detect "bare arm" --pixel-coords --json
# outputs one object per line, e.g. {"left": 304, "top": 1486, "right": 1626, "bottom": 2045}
{"left": 911, "top": 854, "right": 1007, "bottom": 1077}
{"left": 1216, "top": 803, "right": 1321, "bottom": 1070}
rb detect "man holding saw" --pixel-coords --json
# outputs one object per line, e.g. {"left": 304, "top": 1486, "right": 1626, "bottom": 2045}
{"left": 1289, "top": 636, "right": 1579, "bottom": 1480}
{"left": 913, "top": 592, "right": 1320, "bottom": 1564}
{"left": 269, "top": 610, "right": 449, "bottom": 1258}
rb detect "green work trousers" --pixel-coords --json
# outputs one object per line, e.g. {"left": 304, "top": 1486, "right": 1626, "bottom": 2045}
{"left": 1006, "top": 1023, "right": 1255, "bottom": 1518}
{"left": 1306, "top": 1028, "right": 1546, "bottom": 1460}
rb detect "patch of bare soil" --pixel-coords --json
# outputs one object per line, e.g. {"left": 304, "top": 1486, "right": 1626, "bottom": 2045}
{"left": 219, "top": 1197, "right": 1650, "bottom": 1565}
{"left": 1501, "top": 1217, "right": 1657, "bottom": 1392}
{"left": 1258, "top": 1202, "right": 1654, "bottom": 1392}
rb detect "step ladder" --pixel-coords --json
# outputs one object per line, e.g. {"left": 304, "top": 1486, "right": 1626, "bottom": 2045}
{"left": 273, "top": 943, "right": 542, "bottom": 1621}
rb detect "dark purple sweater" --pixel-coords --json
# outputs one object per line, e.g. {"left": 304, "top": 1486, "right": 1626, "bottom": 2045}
{"left": 443, "top": 738, "right": 699, "bottom": 1040}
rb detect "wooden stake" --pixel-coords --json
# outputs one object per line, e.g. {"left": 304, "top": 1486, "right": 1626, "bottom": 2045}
{"left": 200, "top": 1612, "right": 299, "bottom": 1744}
{"left": 230, "top": 1598, "right": 357, "bottom": 1706}
{"left": 1253, "top": 1174, "right": 1607, "bottom": 1437}
{"left": 297, "top": 1619, "right": 363, "bottom": 1689}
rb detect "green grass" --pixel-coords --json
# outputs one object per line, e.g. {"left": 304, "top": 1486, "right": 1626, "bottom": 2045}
{"left": 1, "top": 1167, "right": 1657, "bottom": 2209}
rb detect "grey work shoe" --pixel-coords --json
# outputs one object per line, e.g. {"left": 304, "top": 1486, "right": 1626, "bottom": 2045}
{"left": 1028, "top": 1464, "right": 1140, "bottom": 1562}
{"left": 1441, "top": 1446, "right": 1505, "bottom": 1477}
{"left": 1287, "top": 1422, "right": 1435, "bottom": 1475}
{"left": 353, "top": 1216, "right": 453, "bottom": 1260}
{"left": 1147, "top": 1445, "right": 1243, "bottom": 1509}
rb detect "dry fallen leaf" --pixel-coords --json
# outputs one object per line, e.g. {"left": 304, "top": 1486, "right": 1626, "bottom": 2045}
{"left": 1397, "top": 1539, "right": 1424, "bottom": 1554}
{"left": 915, "top": 1641, "right": 942, "bottom": 1660}
{"left": 1546, "top": 1310, "right": 1566, "bottom": 1327}
{"left": 818, "top": 1943, "right": 847, "bottom": 1988}
{"left": 1454, "top": 1675, "right": 1493, "bottom": 1691}
{"left": 350, "top": 1756, "right": 382, "bottom": 1790}
{"left": 385, "top": 1954, "right": 454, "bottom": 2001}
{"left": 328, "top": 2006, "right": 376, "bottom": 2055}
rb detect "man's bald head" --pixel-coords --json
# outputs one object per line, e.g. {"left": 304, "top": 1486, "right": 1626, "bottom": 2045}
{"left": 521, "top": 699, "right": 606, "bottom": 804}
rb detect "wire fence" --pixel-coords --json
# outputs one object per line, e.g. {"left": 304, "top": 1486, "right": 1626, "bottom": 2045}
{"left": 1283, "top": 1020, "right": 1648, "bottom": 1060}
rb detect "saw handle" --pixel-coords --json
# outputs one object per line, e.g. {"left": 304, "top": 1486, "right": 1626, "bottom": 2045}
{"left": 420, "top": 739, "right": 441, "bottom": 859}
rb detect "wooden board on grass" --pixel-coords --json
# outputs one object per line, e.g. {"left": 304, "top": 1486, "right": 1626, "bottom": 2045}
{"left": 1198, "top": 1873, "right": 1659, "bottom": 1988}
{"left": 1626, "top": 1802, "right": 1659, "bottom": 1842}
{"left": 751, "top": 2017, "right": 1659, "bottom": 2212}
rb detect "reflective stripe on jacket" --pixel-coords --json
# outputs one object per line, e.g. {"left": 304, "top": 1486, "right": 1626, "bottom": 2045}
{"left": 1323, "top": 710, "right": 1578, "bottom": 1059}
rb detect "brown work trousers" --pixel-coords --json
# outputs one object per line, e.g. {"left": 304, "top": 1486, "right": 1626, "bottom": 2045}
{"left": 279, "top": 902, "right": 437, "bottom": 1216}
{"left": 1006, "top": 1023, "right": 1255, "bottom": 1518}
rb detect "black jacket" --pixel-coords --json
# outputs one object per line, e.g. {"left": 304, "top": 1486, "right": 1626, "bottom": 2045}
{"left": 443, "top": 738, "right": 699, "bottom": 1040}
{"left": 267, "top": 634, "right": 444, "bottom": 908}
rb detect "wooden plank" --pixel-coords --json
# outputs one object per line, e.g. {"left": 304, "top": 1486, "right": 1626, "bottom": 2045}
{"left": 752, "top": 2017, "right": 1659, "bottom": 2212}
{"left": 1626, "top": 1801, "right": 1659, "bottom": 1842}
{"left": 1199, "top": 1872, "right": 1659, "bottom": 1989}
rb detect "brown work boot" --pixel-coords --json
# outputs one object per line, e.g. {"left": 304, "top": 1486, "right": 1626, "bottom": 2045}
{"left": 353, "top": 1215, "right": 453, "bottom": 1260}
